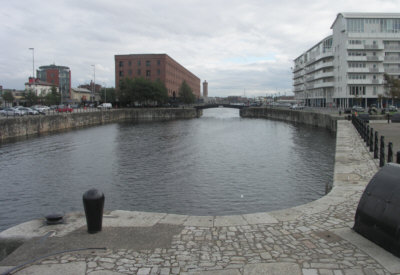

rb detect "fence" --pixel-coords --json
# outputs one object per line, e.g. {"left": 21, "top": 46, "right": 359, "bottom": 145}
{"left": 351, "top": 115, "right": 400, "bottom": 166}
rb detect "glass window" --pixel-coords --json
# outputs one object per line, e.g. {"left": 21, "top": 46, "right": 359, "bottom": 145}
{"left": 138, "top": 60, "right": 141, "bottom": 66}
{"left": 146, "top": 60, "right": 151, "bottom": 66}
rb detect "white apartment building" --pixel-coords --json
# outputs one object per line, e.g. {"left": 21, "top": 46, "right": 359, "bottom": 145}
{"left": 293, "top": 13, "right": 400, "bottom": 108}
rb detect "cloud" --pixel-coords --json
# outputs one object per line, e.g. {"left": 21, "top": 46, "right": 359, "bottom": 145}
{"left": 1, "top": 0, "right": 399, "bottom": 97}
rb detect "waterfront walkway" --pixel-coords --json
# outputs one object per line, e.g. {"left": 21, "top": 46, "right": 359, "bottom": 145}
{"left": 1, "top": 120, "right": 400, "bottom": 274}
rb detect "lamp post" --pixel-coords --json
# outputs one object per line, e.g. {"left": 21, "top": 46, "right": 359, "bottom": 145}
{"left": 103, "top": 83, "right": 106, "bottom": 103}
{"left": 28, "top": 48, "right": 34, "bottom": 78}
{"left": 91, "top": 64, "right": 95, "bottom": 103}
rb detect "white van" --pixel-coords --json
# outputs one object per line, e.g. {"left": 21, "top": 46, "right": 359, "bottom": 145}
{"left": 98, "top": 103, "right": 112, "bottom": 109}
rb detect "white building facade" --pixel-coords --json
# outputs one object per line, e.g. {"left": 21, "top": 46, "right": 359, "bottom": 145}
{"left": 293, "top": 13, "right": 400, "bottom": 108}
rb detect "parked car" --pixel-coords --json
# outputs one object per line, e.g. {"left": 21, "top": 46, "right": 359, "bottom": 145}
{"left": 0, "top": 107, "right": 24, "bottom": 116}
{"left": 97, "top": 103, "right": 112, "bottom": 109}
{"left": 56, "top": 105, "right": 73, "bottom": 113}
{"left": 13, "top": 107, "right": 28, "bottom": 116}
{"left": 388, "top": 105, "right": 398, "bottom": 112}
{"left": 32, "top": 105, "right": 49, "bottom": 114}
{"left": 290, "top": 104, "right": 305, "bottom": 110}
{"left": 25, "top": 107, "right": 39, "bottom": 115}
{"left": 352, "top": 106, "right": 364, "bottom": 112}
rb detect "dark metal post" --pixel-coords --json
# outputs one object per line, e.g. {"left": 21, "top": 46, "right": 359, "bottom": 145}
{"left": 366, "top": 125, "right": 370, "bottom": 146}
{"left": 83, "top": 189, "right": 105, "bottom": 234}
{"left": 369, "top": 128, "right": 374, "bottom": 152}
{"left": 388, "top": 142, "right": 393, "bottom": 163}
{"left": 363, "top": 123, "right": 367, "bottom": 143}
{"left": 397, "top": 151, "right": 400, "bottom": 164}
{"left": 374, "top": 131, "right": 379, "bottom": 159}
{"left": 380, "top": 136, "right": 385, "bottom": 167}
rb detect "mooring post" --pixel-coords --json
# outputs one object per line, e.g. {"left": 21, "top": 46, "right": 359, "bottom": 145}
{"left": 380, "top": 136, "right": 385, "bottom": 167}
{"left": 369, "top": 128, "right": 374, "bottom": 152}
{"left": 388, "top": 142, "right": 393, "bottom": 163}
{"left": 374, "top": 131, "right": 379, "bottom": 159}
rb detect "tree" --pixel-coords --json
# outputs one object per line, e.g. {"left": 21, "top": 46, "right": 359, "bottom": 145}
{"left": 178, "top": 80, "right": 196, "bottom": 104}
{"left": 2, "top": 91, "right": 14, "bottom": 106}
{"left": 117, "top": 77, "right": 169, "bottom": 107}
{"left": 43, "top": 86, "right": 61, "bottom": 106}
{"left": 384, "top": 74, "right": 400, "bottom": 106}
{"left": 24, "top": 90, "right": 38, "bottom": 106}
{"left": 100, "top": 88, "right": 116, "bottom": 104}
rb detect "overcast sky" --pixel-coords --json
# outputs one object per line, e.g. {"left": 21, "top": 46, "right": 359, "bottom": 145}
{"left": 1, "top": 0, "right": 399, "bottom": 97}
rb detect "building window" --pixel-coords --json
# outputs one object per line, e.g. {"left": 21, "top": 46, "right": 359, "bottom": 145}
{"left": 119, "top": 71, "right": 124, "bottom": 77}
{"left": 137, "top": 69, "right": 141, "bottom": 75}
{"left": 128, "top": 70, "right": 132, "bottom": 76}
{"left": 119, "top": 61, "right": 124, "bottom": 67}
{"left": 146, "top": 70, "right": 151, "bottom": 77}
{"left": 157, "top": 69, "right": 161, "bottom": 76}
{"left": 128, "top": 61, "right": 132, "bottom": 66}
{"left": 157, "top": 60, "right": 161, "bottom": 65}
{"left": 146, "top": 60, "right": 151, "bottom": 66}
{"left": 138, "top": 60, "right": 141, "bottom": 66}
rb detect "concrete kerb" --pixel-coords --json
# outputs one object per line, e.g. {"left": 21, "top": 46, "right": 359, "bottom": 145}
{"left": 1, "top": 120, "right": 400, "bottom": 274}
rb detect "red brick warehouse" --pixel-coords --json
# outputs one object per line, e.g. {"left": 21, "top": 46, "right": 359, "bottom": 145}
{"left": 115, "top": 54, "right": 201, "bottom": 99}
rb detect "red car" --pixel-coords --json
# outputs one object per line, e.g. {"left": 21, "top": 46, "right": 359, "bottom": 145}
{"left": 56, "top": 105, "right": 73, "bottom": 112}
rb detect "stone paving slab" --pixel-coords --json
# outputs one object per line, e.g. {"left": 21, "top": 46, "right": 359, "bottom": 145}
{"left": 13, "top": 262, "right": 86, "bottom": 275}
{"left": 1, "top": 121, "right": 400, "bottom": 275}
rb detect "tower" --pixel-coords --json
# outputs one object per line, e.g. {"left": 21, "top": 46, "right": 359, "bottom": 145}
{"left": 203, "top": 80, "right": 208, "bottom": 98}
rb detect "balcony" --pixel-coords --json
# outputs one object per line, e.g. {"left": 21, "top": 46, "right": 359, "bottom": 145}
{"left": 305, "top": 51, "right": 333, "bottom": 66}
{"left": 347, "top": 79, "right": 383, "bottom": 85}
{"left": 314, "top": 82, "right": 334, "bottom": 89}
{"left": 384, "top": 57, "right": 400, "bottom": 63}
{"left": 384, "top": 46, "right": 400, "bottom": 52}
{"left": 305, "top": 61, "right": 334, "bottom": 74}
{"left": 347, "top": 56, "right": 384, "bottom": 62}
{"left": 347, "top": 42, "right": 384, "bottom": 50}
{"left": 294, "top": 86, "right": 304, "bottom": 92}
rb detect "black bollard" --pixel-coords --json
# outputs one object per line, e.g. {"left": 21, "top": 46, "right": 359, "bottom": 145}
{"left": 374, "top": 131, "right": 379, "bottom": 159}
{"left": 397, "top": 151, "right": 400, "bottom": 164}
{"left": 369, "top": 128, "right": 374, "bottom": 152}
{"left": 388, "top": 142, "right": 393, "bottom": 163}
{"left": 380, "top": 136, "right": 385, "bottom": 167}
{"left": 83, "top": 189, "right": 105, "bottom": 234}
{"left": 366, "top": 125, "right": 370, "bottom": 146}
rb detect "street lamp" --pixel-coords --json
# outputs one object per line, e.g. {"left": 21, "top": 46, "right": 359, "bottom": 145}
{"left": 91, "top": 64, "right": 95, "bottom": 103}
{"left": 28, "top": 48, "right": 34, "bottom": 78}
{"left": 103, "top": 83, "right": 106, "bottom": 103}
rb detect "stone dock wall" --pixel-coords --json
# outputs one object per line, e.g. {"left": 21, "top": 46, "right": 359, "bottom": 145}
{"left": 0, "top": 108, "right": 201, "bottom": 142}
{"left": 240, "top": 107, "right": 341, "bottom": 132}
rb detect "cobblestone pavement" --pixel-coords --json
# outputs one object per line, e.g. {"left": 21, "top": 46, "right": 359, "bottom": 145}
{"left": 1, "top": 121, "right": 399, "bottom": 275}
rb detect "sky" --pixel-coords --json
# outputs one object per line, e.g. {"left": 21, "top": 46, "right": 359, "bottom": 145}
{"left": 1, "top": 0, "right": 399, "bottom": 98}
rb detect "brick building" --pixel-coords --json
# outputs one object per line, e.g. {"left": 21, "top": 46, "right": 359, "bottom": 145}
{"left": 115, "top": 54, "right": 200, "bottom": 98}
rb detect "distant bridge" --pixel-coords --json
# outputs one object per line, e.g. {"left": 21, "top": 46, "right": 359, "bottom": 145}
{"left": 195, "top": 104, "right": 247, "bottom": 110}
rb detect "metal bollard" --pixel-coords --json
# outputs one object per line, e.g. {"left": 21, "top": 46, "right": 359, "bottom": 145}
{"left": 366, "top": 125, "right": 370, "bottom": 146}
{"left": 388, "top": 142, "right": 393, "bottom": 163}
{"left": 397, "top": 151, "right": 400, "bottom": 164}
{"left": 380, "top": 136, "right": 385, "bottom": 167}
{"left": 369, "top": 128, "right": 374, "bottom": 152}
{"left": 374, "top": 131, "right": 379, "bottom": 159}
{"left": 83, "top": 189, "right": 105, "bottom": 234}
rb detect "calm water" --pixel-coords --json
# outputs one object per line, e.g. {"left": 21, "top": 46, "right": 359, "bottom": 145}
{"left": 0, "top": 108, "right": 336, "bottom": 231}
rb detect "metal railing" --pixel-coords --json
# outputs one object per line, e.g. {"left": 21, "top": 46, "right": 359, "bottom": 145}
{"left": 351, "top": 115, "right": 399, "bottom": 166}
